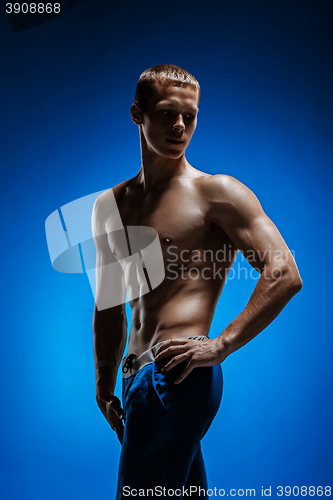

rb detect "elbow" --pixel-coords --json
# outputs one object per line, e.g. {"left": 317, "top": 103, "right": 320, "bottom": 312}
{"left": 268, "top": 261, "right": 302, "bottom": 295}
{"left": 289, "top": 274, "right": 303, "bottom": 294}
{"left": 282, "top": 265, "right": 303, "bottom": 295}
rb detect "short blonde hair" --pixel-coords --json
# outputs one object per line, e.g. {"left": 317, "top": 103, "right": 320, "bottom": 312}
{"left": 135, "top": 64, "right": 201, "bottom": 110}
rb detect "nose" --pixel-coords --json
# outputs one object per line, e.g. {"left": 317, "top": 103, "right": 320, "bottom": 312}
{"left": 172, "top": 114, "right": 185, "bottom": 132}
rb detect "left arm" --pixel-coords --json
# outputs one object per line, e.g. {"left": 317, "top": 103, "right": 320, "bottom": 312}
{"left": 155, "top": 175, "right": 302, "bottom": 382}
{"left": 211, "top": 175, "right": 302, "bottom": 357}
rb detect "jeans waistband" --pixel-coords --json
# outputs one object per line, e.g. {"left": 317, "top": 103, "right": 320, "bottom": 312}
{"left": 122, "top": 335, "right": 209, "bottom": 379}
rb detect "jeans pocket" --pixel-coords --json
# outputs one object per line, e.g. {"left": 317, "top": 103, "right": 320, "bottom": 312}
{"left": 151, "top": 363, "right": 168, "bottom": 409}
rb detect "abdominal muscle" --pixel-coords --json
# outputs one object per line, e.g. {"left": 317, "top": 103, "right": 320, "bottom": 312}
{"left": 127, "top": 275, "right": 224, "bottom": 356}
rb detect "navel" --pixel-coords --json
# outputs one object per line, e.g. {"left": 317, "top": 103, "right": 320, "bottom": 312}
{"left": 163, "top": 236, "right": 173, "bottom": 244}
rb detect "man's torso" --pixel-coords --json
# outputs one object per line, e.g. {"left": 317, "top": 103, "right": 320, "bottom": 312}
{"left": 104, "top": 170, "right": 238, "bottom": 355}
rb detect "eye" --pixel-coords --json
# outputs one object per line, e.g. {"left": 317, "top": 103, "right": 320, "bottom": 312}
{"left": 184, "top": 114, "right": 195, "bottom": 120}
{"left": 161, "top": 110, "right": 172, "bottom": 116}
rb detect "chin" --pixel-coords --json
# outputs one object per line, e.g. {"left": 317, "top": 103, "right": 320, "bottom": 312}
{"left": 160, "top": 146, "right": 186, "bottom": 160}
{"left": 149, "top": 143, "right": 187, "bottom": 160}
{"left": 164, "top": 152, "right": 184, "bottom": 160}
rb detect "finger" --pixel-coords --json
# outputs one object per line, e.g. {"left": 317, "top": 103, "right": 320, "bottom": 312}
{"left": 155, "top": 338, "right": 188, "bottom": 355}
{"left": 114, "top": 419, "right": 124, "bottom": 443}
{"left": 174, "top": 362, "right": 194, "bottom": 384}
{"left": 112, "top": 416, "right": 124, "bottom": 444}
{"left": 109, "top": 398, "right": 125, "bottom": 420}
{"left": 161, "top": 352, "right": 190, "bottom": 372}
{"left": 106, "top": 407, "right": 123, "bottom": 432}
{"left": 155, "top": 345, "right": 188, "bottom": 361}
{"left": 114, "top": 407, "right": 125, "bottom": 420}
{"left": 117, "top": 426, "right": 124, "bottom": 445}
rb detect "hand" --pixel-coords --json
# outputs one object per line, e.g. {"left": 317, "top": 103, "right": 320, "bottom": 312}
{"left": 96, "top": 394, "right": 124, "bottom": 444}
{"left": 154, "top": 337, "right": 225, "bottom": 384}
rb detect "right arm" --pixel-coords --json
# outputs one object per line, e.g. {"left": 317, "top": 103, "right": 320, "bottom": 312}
{"left": 92, "top": 193, "right": 128, "bottom": 444}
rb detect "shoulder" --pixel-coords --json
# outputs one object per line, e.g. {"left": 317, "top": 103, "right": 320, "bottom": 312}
{"left": 92, "top": 176, "right": 137, "bottom": 234}
{"left": 198, "top": 174, "right": 265, "bottom": 228}
{"left": 200, "top": 173, "right": 251, "bottom": 196}
{"left": 200, "top": 174, "right": 262, "bottom": 210}
{"left": 95, "top": 177, "right": 135, "bottom": 206}
{"left": 93, "top": 176, "right": 137, "bottom": 215}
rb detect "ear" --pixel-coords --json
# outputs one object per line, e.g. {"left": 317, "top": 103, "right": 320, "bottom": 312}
{"left": 130, "top": 103, "right": 144, "bottom": 125}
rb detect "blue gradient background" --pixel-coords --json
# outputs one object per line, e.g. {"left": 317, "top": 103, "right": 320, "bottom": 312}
{"left": 1, "top": 0, "right": 332, "bottom": 498}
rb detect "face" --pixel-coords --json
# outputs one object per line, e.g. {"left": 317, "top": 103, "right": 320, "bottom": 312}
{"left": 133, "top": 82, "right": 199, "bottom": 160}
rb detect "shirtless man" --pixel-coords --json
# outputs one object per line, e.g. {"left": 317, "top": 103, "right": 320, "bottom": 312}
{"left": 92, "top": 65, "right": 302, "bottom": 498}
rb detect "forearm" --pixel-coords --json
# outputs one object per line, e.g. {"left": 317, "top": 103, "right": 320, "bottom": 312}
{"left": 93, "top": 306, "right": 127, "bottom": 397}
{"left": 216, "top": 265, "right": 302, "bottom": 358}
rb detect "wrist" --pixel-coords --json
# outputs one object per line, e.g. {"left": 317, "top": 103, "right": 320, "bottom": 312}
{"left": 215, "top": 328, "right": 238, "bottom": 361}
{"left": 95, "top": 367, "right": 116, "bottom": 399}
{"left": 95, "top": 359, "right": 114, "bottom": 368}
{"left": 96, "top": 385, "right": 115, "bottom": 401}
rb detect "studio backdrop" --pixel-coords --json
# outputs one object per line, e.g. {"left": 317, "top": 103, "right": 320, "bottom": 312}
{"left": 1, "top": 1, "right": 332, "bottom": 499}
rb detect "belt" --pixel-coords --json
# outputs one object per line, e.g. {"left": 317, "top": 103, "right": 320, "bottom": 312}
{"left": 122, "top": 335, "right": 209, "bottom": 379}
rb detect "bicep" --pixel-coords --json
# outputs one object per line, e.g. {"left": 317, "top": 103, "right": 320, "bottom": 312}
{"left": 212, "top": 177, "right": 295, "bottom": 272}
{"left": 230, "top": 213, "right": 294, "bottom": 272}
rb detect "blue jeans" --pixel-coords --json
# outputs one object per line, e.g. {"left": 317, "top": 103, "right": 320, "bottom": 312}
{"left": 116, "top": 341, "right": 223, "bottom": 499}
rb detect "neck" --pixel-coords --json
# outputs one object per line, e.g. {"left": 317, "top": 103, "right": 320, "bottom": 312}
{"left": 136, "top": 127, "right": 193, "bottom": 194}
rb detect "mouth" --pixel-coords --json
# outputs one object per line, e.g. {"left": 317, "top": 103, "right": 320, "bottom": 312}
{"left": 166, "top": 139, "right": 185, "bottom": 145}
